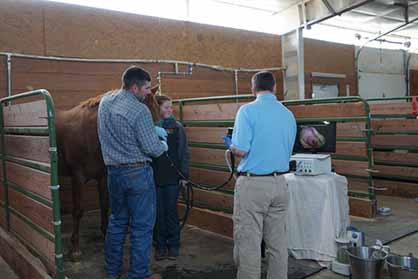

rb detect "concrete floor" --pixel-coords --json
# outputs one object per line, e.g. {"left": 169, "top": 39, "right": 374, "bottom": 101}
{"left": 1, "top": 195, "right": 415, "bottom": 279}
{"left": 59, "top": 195, "right": 417, "bottom": 279}
{"left": 1, "top": 233, "right": 417, "bottom": 279}
{"left": 351, "top": 195, "right": 418, "bottom": 245}
{"left": 307, "top": 232, "right": 418, "bottom": 279}
{"left": 308, "top": 195, "right": 418, "bottom": 279}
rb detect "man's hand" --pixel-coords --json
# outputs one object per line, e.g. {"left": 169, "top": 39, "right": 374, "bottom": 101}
{"left": 230, "top": 145, "right": 247, "bottom": 157}
{"left": 155, "top": 126, "right": 168, "bottom": 141}
{"left": 223, "top": 136, "right": 232, "bottom": 150}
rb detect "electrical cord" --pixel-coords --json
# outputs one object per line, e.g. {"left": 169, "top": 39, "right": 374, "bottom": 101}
{"left": 163, "top": 149, "right": 236, "bottom": 229}
{"left": 164, "top": 149, "right": 235, "bottom": 192}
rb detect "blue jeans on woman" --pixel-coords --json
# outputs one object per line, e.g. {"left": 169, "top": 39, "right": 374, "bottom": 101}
{"left": 155, "top": 183, "right": 181, "bottom": 255}
{"left": 105, "top": 165, "right": 156, "bottom": 279}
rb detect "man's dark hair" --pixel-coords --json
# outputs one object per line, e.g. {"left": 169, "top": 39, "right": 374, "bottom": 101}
{"left": 122, "top": 66, "right": 151, "bottom": 90}
{"left": 252, "top": 71, "right": 276, "bottom": 92}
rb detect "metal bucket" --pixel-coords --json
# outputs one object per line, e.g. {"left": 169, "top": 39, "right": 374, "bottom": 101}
{"left": 386, "top": 254, "right": 418, "bottom": 279}
{"left": 347, "top": 247, "right": 388, "bottom": 279}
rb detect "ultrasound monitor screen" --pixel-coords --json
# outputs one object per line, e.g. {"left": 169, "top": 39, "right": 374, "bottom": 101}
{"left": 293, "top": 122, "right": 336, "bottom": 153}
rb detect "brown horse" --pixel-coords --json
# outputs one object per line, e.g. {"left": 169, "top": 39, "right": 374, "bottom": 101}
{"left": 56, "top": 86, "right": 160, "bottom": 261}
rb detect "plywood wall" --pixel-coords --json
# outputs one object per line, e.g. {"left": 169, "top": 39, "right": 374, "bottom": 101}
{"left": 6, "top": 57, "right": 284, "bottom": 110}
{"left": 0, "top": 0, "right": 281, "bottom": 69}
{"left": 304, "top": 39, "right": 357, "bottom": 96}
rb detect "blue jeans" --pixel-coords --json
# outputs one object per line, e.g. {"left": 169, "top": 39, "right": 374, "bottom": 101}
{"left": 155, "top": 183, "right": 180, "bottom": 253}
{"left": 105, "top": 165, "right": 156, "bottom": 279}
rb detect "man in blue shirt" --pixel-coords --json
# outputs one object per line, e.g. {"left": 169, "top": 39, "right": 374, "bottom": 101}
{"left": 98, "top": 66, "right": 166, "bottom": 279}
{"left": 229, "top": 71, "right": 296, "bottom": 279}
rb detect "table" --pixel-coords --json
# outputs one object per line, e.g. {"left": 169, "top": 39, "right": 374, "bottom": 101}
{"left": 285, "top": 172, "right": 349, "bottom": 262}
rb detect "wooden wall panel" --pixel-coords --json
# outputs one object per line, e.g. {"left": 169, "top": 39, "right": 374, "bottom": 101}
{"left": 43, "top": 3, "right": 281, "bottom": 68}
{"left": 374, "top": 151, "right": 418, "bottom": 164}
{"left": 373, "top": 135, "right": 418, "bottom": 147}
{"left": 190, "top": 144, "right": 366, "bottom": 166}
{"left": 333, "top": 160, "right": 369, "bottom": 178}
{"left": 8, "top": 189, "right": 53, "bottom": 233}
{"left": 189, "top": 168, "right": 234, "bottom": 190}
{"left": 2, "top": 162, "right": 51, "bottom": 200}
{"left": 0, "top": 0, "right": 45, "bottom": 55}
{"left": 304, "top": 39, "right": 357, "bottom": 96}
{"left": 191, "top": 188, "right": 233, "bottom": 213}
{"left": 288, "top": 102, "right": 366, "bottom": 118}
{"left": 373, "top": 179, "right": 418, "bottom": 198}
{"left": 335, "top": 142, "right": 367, "bottom": 157}
{"left": 9, "top": 213, "right": 55, "bottom": 265}
{"left": 337, "top": 122, "right": 365, "bottom": 138}
{"left": 347, "top": 177, "right": 369, "bottom": 192}
{"left": 178, "top": 203, "right": 233, "bottom": 238}
{"left": 370, "top": 103, "right": 413, "bottom": 115}
{"left": 11, "top": 57, "right": 170, "bottom": 110}
{"left": 182, "top": 101, "right": 366, "bottom": 121}
{"left": 348, "top": 197, "right": 376, "bottom": 218}
{"left": 4, "top": 135, "right": 50, "bottom": 163}
{"left": 183, "top": 103, "right": 242, "bottom": 121}
{"left": 2, "top": 100, "right": 48, "bottom": 127}
{"left": 0, "top": 0, "right": 281, "bottom": 68}
{"left": 372, "top": 119, "right": 418, "bottom": 132}
{"left": 0, "top": 225, "right": 54, "bottom": 278}
{"left": 186, "top": 127, "right": 226, "bottom": 143}
{"left": 373, "top": 165, "right": 418, "bottom": 180}
{"left": 186, "top": 123, "right": 366, "bottom": 144}
{"left": 370, "top": 101, "right": 418, "bottom": 198}
{"left": 10, "top": 57, "right": 282, "bottom": 110}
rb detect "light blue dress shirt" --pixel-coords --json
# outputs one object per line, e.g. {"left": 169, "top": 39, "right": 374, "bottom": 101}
{"left": 232, "top": 93, "right": 297, "bottom": 174}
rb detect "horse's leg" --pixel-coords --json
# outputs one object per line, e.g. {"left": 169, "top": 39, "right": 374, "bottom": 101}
{"left": 70, "top": 174, "right": 84, "bottom": 262}
{"left": 97, "top": 176, "right": 109, "bottom": 237}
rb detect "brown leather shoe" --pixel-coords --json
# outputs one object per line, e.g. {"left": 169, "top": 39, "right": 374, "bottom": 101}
{"left": 148, "top": 273, "right": 162, "bottom": 279}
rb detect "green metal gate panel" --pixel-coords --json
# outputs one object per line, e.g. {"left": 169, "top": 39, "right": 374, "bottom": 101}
{"left": 0, "top": 89, "right": 64, "bottom": 279}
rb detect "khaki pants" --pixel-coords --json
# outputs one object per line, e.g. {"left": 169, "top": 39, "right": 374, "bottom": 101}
{"left": 233, "top": 175, "right": 289, "bottom": 279}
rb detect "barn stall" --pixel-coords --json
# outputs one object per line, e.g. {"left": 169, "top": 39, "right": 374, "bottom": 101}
{"left": 0, "top": 0, "right": 417, "bottom": 278}
{"left": 0, "top": 53, "right": 416, "bottom": 278}
{"left": 0, "top": 52, "right": 286, "bottom": 278}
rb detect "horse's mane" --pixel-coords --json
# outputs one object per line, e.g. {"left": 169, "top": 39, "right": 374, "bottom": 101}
{"left": 77, "top": 89, "right": 160, "bottom": 122}
{"left": 79, "top": 90, "right": 118, "bottom": 108}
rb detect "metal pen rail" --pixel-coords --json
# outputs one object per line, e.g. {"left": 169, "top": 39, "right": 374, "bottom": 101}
{"left": 0, "top": 89, "right": 64, "bottom": 279}
{"left": 174, "top": 95, "right": 376, "bottom": 201}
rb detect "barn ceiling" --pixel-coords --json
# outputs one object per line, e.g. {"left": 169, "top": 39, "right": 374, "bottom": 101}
{"left": 325, "top": 0, "right": 418, "bottom": 40}
{"left": 216, "top": 0, "right": 418, "bottom": 41}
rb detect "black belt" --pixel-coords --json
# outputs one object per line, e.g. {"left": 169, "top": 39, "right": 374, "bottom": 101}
{"left": 238, "top": 171, "right": 288, "bottom": 177}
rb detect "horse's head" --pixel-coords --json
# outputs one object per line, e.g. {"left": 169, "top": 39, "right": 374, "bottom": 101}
{"left": 144, "top": 84, "right": 161, "bottom": 123}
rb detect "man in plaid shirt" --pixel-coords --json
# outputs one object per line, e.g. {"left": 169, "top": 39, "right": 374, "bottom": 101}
{"left": 98, "top": 66, "right": 167, "bottom": 279}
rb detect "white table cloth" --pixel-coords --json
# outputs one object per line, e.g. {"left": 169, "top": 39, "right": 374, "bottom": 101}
{"left": 285, "top": 173, "right": 349, "bottom": 262}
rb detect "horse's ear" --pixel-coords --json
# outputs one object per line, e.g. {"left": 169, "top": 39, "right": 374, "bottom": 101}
{"left": 151, "top": 84, "right": 160, "bottom": 95}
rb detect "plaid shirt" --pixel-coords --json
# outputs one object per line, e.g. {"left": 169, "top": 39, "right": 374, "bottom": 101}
{"left": 98, "top": 89, "right": 165, "bottom": 166}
